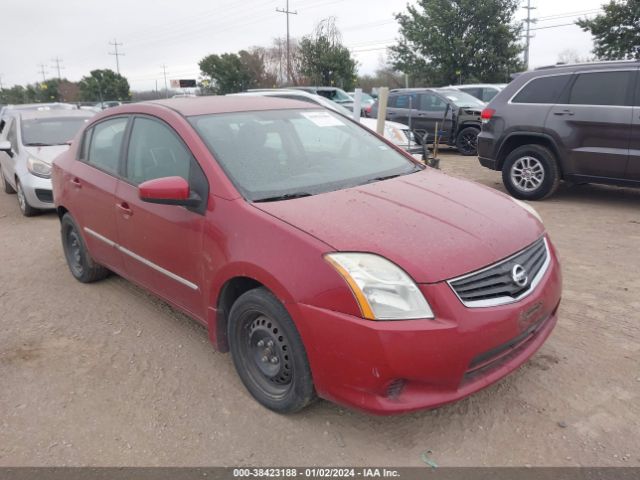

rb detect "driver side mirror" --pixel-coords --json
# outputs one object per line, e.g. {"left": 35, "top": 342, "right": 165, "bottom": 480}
{"left": 0, "top": 140, "right": 13, "bottom": 157}
{"left": 139, "top": 176, "right": 201, "bottom": 207}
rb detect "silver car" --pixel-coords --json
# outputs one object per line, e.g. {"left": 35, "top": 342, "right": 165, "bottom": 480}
{"left": 0, "top": 110, "right": 94, "bottom": 216}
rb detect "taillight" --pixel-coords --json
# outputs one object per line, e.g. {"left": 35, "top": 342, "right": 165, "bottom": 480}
{"left": 481, "top": 108, "right": 496, "bottom": 122}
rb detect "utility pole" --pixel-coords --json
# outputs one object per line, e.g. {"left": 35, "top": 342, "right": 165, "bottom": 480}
{"left": 37, "top": 64, "right": 48, "bottom": 82}
{"left": 161, "top": 64, "right": 169, "bottom": 98}
{"left": 276, "top": 0, "right": 297, "bottom": 85}
{"left": 108, "top": 39, "right": 125, "bottom": 74}
{"left": 523, "top": 0, "right": 536, "bottom": 70}
{"left": 51, "top": 57, "right": 64, "bottom": 80}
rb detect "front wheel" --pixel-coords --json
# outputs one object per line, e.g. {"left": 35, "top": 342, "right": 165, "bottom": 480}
{"left": 455, "top": 127, "right": 480, "bottom": 156}
{"left": 502, "top": 145, "right": 560, "bottom": 200}
{"left": 16, "top": 179, "right": 38, "bottom": 217}
{"left": 228, "top": 288, "right": 316, "bottom": 413}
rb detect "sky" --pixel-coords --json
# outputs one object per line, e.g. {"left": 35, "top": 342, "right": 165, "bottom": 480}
{"left": 0, "top": 0, "right": 610, "bottom": 92}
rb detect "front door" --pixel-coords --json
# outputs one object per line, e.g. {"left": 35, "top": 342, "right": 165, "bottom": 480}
{"left": 115, "top": 115, "right": 209, "bottom": 319}
{"left": 546, "top": 69, "right": 634, "bottom": 179}
{"left": 416, "top": 92, "right": 453, "bottom": 143}
{"left": 627, "top": 69, "right": 640, "bottom": 181}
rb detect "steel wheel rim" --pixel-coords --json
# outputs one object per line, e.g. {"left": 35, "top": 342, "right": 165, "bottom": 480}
{"left": 65, "top": 227, "right": 84, "bottom": 276}
{"left": 16, "top": 182, "right": 26, "bottom": 212}
{"left": 239, "top": 312, "right": 292, "bottom": 398}
{"left": 511, "top": 156, "right": 545, "bottom": 192}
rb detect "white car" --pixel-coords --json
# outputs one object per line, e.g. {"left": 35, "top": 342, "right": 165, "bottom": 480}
{"left": 0, "top": 110, "right": 95, "bottom": 216}
{"left": 231, "top": 89, "right": 419, "bottom": 153}
{"left": 446, "top": 84, "right": 507, "bottom": 103}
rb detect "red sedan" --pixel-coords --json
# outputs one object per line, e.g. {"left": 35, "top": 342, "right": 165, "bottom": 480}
{"left": 52, "top": 97, "right": 562, "bottom": 415}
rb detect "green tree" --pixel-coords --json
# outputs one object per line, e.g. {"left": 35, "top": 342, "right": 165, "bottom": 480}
{"left": 390, "top": 0, "right": 523, "bottom": 86}
{"left": 577, "top": 0, "right": 640, "bottom": 60}
{"left": 298, "top": 17, "right": 358, "bottom": 89}
{"left": 78, "top": 69, "right": 131, "bottom": 102}
{"left": 199, "top": 49, "right": 270, "bottom": 94}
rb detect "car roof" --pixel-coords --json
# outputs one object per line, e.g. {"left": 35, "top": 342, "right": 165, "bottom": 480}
{"left": 138, "top": 95, "right": 320, "bottom": 116}
{"left": 14, "top": 110, "right": 96, "bottom": 120}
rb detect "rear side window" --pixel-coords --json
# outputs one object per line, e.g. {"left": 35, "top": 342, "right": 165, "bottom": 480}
{"left": 481, "top": 88, "right": 499, "bottom": 102}
{"left": 512, "top": 75, "right": 572, "bottom": 104}
{"left": 460, "top": 87, "right": 482, "bottom": 100}
{"left": 569, "top": 71, "right": 633, "bottom": 106}
{"left": 394, "top": 94, "right": 418, "bottom": 109}
{"left": 87, "top": 117, "right": 128, "bottom": 175}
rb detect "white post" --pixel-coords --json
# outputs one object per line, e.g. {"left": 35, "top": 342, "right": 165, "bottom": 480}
{"left": 376, "top": 87, "right": 389, "bottom": 136}
{"left": 352, "top": 88, "right": 362, "bottom": 122}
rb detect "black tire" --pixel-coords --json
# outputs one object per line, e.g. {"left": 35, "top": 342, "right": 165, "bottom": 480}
{"left": 228, "top": 287, "right": 316, "bottom": 413}
{"left": 455, "top": 126, "right": 480, "bottom": 156}
{"left": 502, "top": 144, "right": 560, "bottom": 200}
{"left": 1, "top": 166, "right": 16, "bottom": 194}
{"left": 16, "top": 179, "right": 39, "bottom": 217}
{"left": 61, "top": 213, "right": 110, "bottom": 283}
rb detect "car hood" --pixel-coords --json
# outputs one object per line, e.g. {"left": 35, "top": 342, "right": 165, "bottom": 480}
{"left": 360, "top": 118, "right": 408, "bottom": 130}
{"left": 254, "top": 169, "right": 545, "bottom": 283}
{"left": 25, "top": 145, "right": 69, "bottom": 164}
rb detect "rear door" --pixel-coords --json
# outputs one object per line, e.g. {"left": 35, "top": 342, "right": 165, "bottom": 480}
{"left": 546, "top": 69, "right": 634, "bottom": 179}
{"left": 68, "top": 116, "right": 129, "bottom": 273}
{"left": 385, "top": 93, "right": 417, "bottom": 128}
{"left": 627, "top": 69, "right": 640, "bottom": 181}
{"left": 114, "top": 115, "right": 209, "bottom": 319}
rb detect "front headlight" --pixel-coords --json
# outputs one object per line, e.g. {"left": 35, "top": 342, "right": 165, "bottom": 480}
{"left": 325, "top": 253, "right": 434, "bottom": 320}
{"left": 511, "top": 197, "right": 543, "bottom": 223}
{"left": 384, "top": 125, "right": 408, "bottom": 145}
{"left": 27, "top": 157, "right": 51, "bottom": 178}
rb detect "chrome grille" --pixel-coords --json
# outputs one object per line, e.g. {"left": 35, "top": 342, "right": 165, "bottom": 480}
{"left": 448, "top": 238, "right": 550, "bottom": 308}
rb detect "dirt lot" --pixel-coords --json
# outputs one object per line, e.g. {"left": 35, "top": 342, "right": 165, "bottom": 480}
{"left": 1, "top": 151, "right": 639, "bottom": 467}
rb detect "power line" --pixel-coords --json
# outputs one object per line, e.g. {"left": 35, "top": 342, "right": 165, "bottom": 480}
{"left": 161, "top": 64, "right": 169, "bottom": 98}
{"left": 37, "top": 63, "right": 48, "bottom": 82}
{"left": 523, "top": 0, "right": 537, "bottom": 70}
{"left": 537, "top": 8, "right": 601, "bottom": 21}
{"left": 276, "top": 0, "right": 298, "bottom": 85}
{"left": 51, "top": 57, "right": 64, "bottom": 80}
{"left": 108, "top": 39, "right": 125, "bottom": 74}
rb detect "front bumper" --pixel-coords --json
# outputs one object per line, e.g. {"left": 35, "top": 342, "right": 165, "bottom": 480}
{"left": 292, "top": 240, "right": 562, "bottom": 415}
{"left": 20, "top": 172, "right": 54, "bottom": 210}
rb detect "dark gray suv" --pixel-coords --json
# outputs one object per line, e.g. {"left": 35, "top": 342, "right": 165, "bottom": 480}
{"left": 371, "top": 88, "right": 484, "bottom": 156}
{"left": 478, "top": 61, "right": 640, "bottom": 200}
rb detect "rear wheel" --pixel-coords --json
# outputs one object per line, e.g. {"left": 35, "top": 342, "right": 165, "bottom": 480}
{"left": 502, "top": 144, "right": 560, "bottom": 200}
{"left": 61, "top": 213, "right": 110, "bottom": 283}
{"left": 16, "top": 179, "right": 38, "bottom": 216}
{"left": 455, "top": 127, "right": 480, "bottom": 156}
{"left": 1, "top": 166, "right": 16, "bottom": 194}
{"left": 228, "top": 288, "right": 316, "bottom": 413}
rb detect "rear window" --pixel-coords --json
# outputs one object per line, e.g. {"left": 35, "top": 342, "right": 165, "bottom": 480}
{"left": 568, "top": 71, "right": 633, "bottom": 106}
{"left": 512, "top": 75, "right": 572, "bottom": 104}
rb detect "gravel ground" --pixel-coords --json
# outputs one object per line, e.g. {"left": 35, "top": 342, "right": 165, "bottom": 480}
{"left": 0, "top": 151, "right": 639, "bottom": 467}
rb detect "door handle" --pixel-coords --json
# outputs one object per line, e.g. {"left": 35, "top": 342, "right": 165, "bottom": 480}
{"left": 116, "top": 202, "right": 133, "bottom": 216}
{"left": 70, "top": 177, "right": 82, "bottom": 188}
{"left": 554, "top": 109, "right": 575, "bottom": 116}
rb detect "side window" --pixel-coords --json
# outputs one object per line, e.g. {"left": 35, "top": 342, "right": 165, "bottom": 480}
{"left": 126, "top": 117, "right": 194, "bottom": 185}
{"left": 420, "top": 93, "right": 448, "bottom": 112}
{"left": 460, "top": 87, "right": 482, "bottom": 100}
{"left": 512, "top": 75, "right": 572, "bottom": 104}
{"left": 80, "top": 128, "right": 92, "bottom": 160}
{"left": 7, "top": 121, "right": 19, "bottom": 153}
{"left": 87, "top": 117, "right": 128, "bottom": 175}
{"left": 387, "top": 95, "right": 397, "bottom": 108}
{"left": 569, "top": 71, "right": 633, "bottom": 106}
{"left": 394, "top": 94, "right": 419, "bottom": 109}
{"left": 0, "top": 119, "right": 5, "bottom": 135}
{"left": 482, "top": 88, "right": 499, "bottom": 102}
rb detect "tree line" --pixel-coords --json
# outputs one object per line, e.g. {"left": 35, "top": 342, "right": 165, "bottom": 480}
{"left": 2, "top": 0, "right": 639, "bottom": 104}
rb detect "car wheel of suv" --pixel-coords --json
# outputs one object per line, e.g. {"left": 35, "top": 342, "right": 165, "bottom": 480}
{"left": 1, "top": 166, "right": 16, "bottom": 194}
{"left": 455, "top": 127, "right": 480, "bottom": 156}
{"left": 61, "top": 213, "right": 110, "bottom": 283}
{"left": 228, "top": 287, "right": 316, "bottom": 413}
{"left": 502, "top": 145, "right": 560, "bottom": 200}
{"left": 16, "top": 179, "right": 38, "bottom": 216}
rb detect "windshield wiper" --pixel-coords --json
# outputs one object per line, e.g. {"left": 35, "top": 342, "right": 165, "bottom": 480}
{"left": 365, "top": 173, "right": 402, "bottom": 184}
{"left": 254, "top": 192, "right": 313, "bottom": 203}
{"left": 24, "top": 142, "right": 54, "bottom": 146}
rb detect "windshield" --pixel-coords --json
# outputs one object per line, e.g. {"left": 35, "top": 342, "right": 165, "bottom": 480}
{"left": 317, "top": 89, "right": 352, "bottom": 103}
{"left": 440, "top": 90, "right": 485, "bottom": 108}
{"left": 21, "top": 117, "right": 90, "bottom": 146}
{"left": 190, "top": 109, "right": 421, "bottom": 201}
